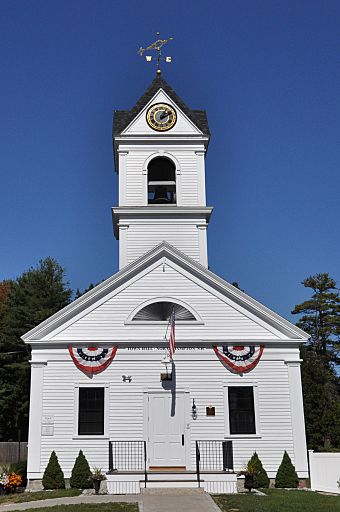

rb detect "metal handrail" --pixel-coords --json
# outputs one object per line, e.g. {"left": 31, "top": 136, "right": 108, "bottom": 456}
{"left": 108, "top": 440, "right": 148, "bottom": 487}
{"left": 195, "top": 440, "right": 233, "bottom": 477}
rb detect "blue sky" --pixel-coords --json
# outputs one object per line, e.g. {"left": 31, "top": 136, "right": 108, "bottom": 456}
{"left": 0, "top": 0, "right": 339, "bottom": 320}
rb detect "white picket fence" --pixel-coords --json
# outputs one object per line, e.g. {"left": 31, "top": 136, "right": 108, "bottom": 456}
{"left": 309, "top": 450, "right": 340, "bottom": 494}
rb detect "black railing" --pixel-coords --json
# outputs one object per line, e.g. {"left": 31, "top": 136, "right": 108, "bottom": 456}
{"left": 195, "top": 440, "right": 233, "bottom": 485}
{"left": 108, "top": 441, "right": 147, "bottom": 487}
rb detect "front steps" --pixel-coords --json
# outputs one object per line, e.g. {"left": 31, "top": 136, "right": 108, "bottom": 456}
{"left": 106, "top": 470, "right": 237, "bottom": 494}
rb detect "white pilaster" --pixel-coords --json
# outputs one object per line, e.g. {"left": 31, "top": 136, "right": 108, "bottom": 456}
{"left": 196, "top": 151, "right": 206, "bottom": 206}
{"left": 197, "top": 224, "right": 208, "bottom": 267}
{"left": 119, "top": 225, "right": 129, "bottom": 269}
{"left": 285, "top": 361, "right": 309, "bottom": 478}
{"left": 27, "top": 361, "right": 47, "bottom": 479}
{"left": 118, "top": 151, "right": 128, "bottom": 205}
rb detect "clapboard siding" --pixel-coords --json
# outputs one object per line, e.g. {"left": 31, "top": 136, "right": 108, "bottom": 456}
{"left": 51, "top": 264, "right": 278, "bottom": 340}
{"left": 126, "top": 224, "right": 200, "bottom": 264}
{"left": 37, "top": 351, "right": 297, "bottom": 478}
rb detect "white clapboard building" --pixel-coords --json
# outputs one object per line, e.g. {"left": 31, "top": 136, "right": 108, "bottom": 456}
{"left": 23, "top": 75, "right": 309, "bottom": 493}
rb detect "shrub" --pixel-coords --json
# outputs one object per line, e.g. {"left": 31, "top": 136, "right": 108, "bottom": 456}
{"left": 247, "top": 452, "right": 270, "bottom": 489}
{"left": 42, "top": 451, "right": 65, "bottom": 489}
{"left": 275, "top": 451, "right": 299, "bottom": 488}
{"left": 70, "top": 450, "right": 92, "bottom": 489}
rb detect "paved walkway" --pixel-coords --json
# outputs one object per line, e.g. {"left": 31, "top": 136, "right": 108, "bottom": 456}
{"left": 0, "top": 491, "right": 221, "bottom": 512}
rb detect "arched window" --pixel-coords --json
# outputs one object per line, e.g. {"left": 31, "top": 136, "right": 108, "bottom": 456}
{"left": 132, "top": 301, "right": 195, "bottom": 321}
{"left": 147, "top": 157, "right": 176, "bottom": 204}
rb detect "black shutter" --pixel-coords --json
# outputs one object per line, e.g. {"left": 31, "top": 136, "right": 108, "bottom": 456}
{"left": 78, "top": 387, "right": 104, "bottom": 435}
{"left": 228, "top": 387, "right": 256, "bottom": 435}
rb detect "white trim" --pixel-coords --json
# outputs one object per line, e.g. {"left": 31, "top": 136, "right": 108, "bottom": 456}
{"left": 73, "top": 383, "right": 109, "bottom": 438}
{"left": 285, "top": 361, "right": 308, "bottom": 475}
{"left": 27, "top": 363, "right": 46, "bottom": 475}
{"left": 223, "top": 382, "right": 261, "bottom": 438}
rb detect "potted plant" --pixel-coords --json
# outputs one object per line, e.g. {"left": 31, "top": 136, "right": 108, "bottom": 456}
{"left": 90, "top": 468, "right": 106, "bottom": 494}
{"left": 238, "top": 460, "right": 257, "bottom": 492}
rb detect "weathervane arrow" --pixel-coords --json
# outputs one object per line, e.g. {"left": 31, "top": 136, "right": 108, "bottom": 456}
{"left": 138, "top": 32, "right": 174, "bottom": 74}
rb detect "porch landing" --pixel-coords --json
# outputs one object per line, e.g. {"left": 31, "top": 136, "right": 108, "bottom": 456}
{"left": 106, "top": 470, "right": 237, "bottom": 494}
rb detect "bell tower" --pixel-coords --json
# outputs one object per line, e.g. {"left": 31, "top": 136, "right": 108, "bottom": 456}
{"left": 112, "top": 75, "right": 212, "bottom": 269}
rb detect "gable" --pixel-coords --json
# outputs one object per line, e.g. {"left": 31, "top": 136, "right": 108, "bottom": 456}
{"left": 121, "top": 89, "right": 203, "bottom": 136}
{"left": 22, "top": 242, "right": 308, "bottom": 344}
{"left": 37, "top": 261, "right": 289, "bottom": 343}
{"left": 113, "top": 75, "right": 210, "bottom": 137}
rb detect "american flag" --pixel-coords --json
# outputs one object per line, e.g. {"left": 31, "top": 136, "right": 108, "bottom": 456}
{"left": 168, "top": 309, "right": 176, "bottom": 360}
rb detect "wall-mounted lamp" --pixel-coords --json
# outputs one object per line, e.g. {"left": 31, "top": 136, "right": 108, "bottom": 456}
{"left": 192, "top": 398, "right": 197, "bottom": 420}
{"left": 122, "top": 375, "right": 132, "bottom": 382}
{"left": 161, "top": 352, "right": 172, "bottom": 381}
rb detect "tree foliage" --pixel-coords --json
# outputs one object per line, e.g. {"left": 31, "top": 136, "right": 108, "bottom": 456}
{"left": 247, "top": 452, "right": 270, "bottom": 488}
{"left": 0, "top": 257, "right": 72, "bottom": 440}
{"left": 42, "top": 451, "right": 65, "bottom": 489}
{"left": 292, "top": 273, "right": 340, "bottom": 450}
{"left": 292, "top": 273, "right": 340, "bottom": 361}
{"left": 69, "top": 450, "right": 92, "bottom": 489}
{"left": 275, "top": 451, "right": 299, "bottom": 488}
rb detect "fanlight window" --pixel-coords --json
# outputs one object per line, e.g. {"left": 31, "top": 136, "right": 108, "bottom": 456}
{"left": 132, "top": 302, "right": 195, "bottom": 321}
{"left": 148, "top": 157, "right": 176, "bottom": 205}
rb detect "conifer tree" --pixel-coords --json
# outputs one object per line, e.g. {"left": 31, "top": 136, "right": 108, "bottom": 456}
{"left": 247, "top": 452, "right": 270, "bottom": 488}
{"left": 292, "top": 273, "right": 340, "bottom": 361}
{"left": 42, "top": 451, "right": 65, "bottom": 489}
{"left": 0, "top": 258, "right": 72, "bottom": 440}
{"left": 275, "top": 451, "right": 299, "bottom": 488}
{"left": 70, "top": 450, "right": 92, "bottom": 489}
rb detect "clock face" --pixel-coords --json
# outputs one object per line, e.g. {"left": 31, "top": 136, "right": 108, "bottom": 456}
{"left": 146, "top": 103, "right": 177, "bottom": 131}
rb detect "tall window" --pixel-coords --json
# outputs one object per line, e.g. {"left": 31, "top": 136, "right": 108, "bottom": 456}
{"left": 228, "top": 387, "right": 256, "bottom": 435}
{"left": 78, "top": 387, "right": 104, "bottom": 435}
{"left": 148, "top": 157, "right": 176, "bottom": 204}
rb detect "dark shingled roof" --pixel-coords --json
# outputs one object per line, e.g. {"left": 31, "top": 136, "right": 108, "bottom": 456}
{"left": 113, "top": 75, "right": 210, "bottom": 137}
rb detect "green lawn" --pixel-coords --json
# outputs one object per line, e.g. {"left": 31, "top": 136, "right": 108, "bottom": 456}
{"left": 0, "top": 489, "right": 81, "bottom": 505}
{"left": 213, "top": 489, "right": 340, "bottom": 512}
{"left": 5, "top": 505, "right": 137, "bottom": 512}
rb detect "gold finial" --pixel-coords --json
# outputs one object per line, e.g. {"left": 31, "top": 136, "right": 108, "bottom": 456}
{"left": 138, "top": 32, "right": 173, "bottom": 74}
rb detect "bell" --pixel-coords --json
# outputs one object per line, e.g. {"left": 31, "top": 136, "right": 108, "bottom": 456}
{"left": 153, "top": 185, "right": 170, "bottom": 204}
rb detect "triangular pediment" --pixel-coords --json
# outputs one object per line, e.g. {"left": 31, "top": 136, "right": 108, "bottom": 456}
{"left": 113, "top": 75, "right": 210, "bottom": 138}
{"left": 122, "top": 89, "right": 203, "bottom": 136}
{"left": 22, "top": 243, "right": 309, "bottom": 344}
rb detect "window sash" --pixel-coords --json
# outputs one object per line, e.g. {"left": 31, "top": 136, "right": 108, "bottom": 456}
{"left": 78, "top": 387, "right": 104, "bottom": 435}
{"left": 228, "top": 386, "right": 256, "bottom": 435}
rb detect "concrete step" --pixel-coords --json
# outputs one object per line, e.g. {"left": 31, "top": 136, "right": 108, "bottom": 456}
{"left": 142, "top": 487, "right": 205, "bottom": 494}
{"left": 142, "top": 480, "right": 203, "bottom": 489}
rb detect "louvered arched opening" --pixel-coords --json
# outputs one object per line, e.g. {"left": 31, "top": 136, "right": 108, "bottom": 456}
{"left": 132, "top": 301, "right": 195, "bottom": 321}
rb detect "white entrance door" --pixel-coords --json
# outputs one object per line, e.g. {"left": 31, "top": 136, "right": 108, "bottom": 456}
{"left": 148, "top": 392, "right": 186, "bottom": 468}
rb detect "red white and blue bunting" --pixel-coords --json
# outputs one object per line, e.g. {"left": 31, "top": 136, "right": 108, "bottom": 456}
{"left": 213, "top": 345, "right": 264, "bottom": 373}
{"left": 68, "top": 346, "right": 118, "bottom": 374}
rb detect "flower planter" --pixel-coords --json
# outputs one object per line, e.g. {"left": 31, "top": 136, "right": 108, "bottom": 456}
{"left": 93, "top": 480, "right": 101, "bottom": 494}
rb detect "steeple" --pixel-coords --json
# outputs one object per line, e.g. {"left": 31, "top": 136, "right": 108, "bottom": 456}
{"left": 112, "top": 77, "right": 212, "bottom": 269}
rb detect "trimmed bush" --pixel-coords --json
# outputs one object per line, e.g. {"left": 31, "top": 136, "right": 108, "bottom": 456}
{"left": 70, "top": 450, "right": 92, "bottom": 489}
{"left": 42, "top": 451, "right": 65, "bottom": 489}
{"left": 275, "top": 451, "right": 299, "bottom": 488}
{"left": 247, "top": 452, "right": 270, "bottom": 488}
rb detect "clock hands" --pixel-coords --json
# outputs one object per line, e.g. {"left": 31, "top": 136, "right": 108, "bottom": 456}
{"left": 159, "top": 111, "right": 171, "bottom": 120}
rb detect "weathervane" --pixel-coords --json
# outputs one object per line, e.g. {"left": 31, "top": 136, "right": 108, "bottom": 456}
{"left": 138, "top": 33, "right": 173, "bottom": 74}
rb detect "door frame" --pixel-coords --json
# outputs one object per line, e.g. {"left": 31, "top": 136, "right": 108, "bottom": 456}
{"left": 143, "top": 388, "right": 191, "bottom": 469}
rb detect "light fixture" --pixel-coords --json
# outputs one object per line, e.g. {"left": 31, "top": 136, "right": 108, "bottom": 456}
{"left": 192, "top": 399, "right": 197, "bottom": 420}
{"left": 145, "top": 55, "right": 152, "bottom": 62}
{"left": 161, "top": 352, "right": 172, "bottom": 380}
